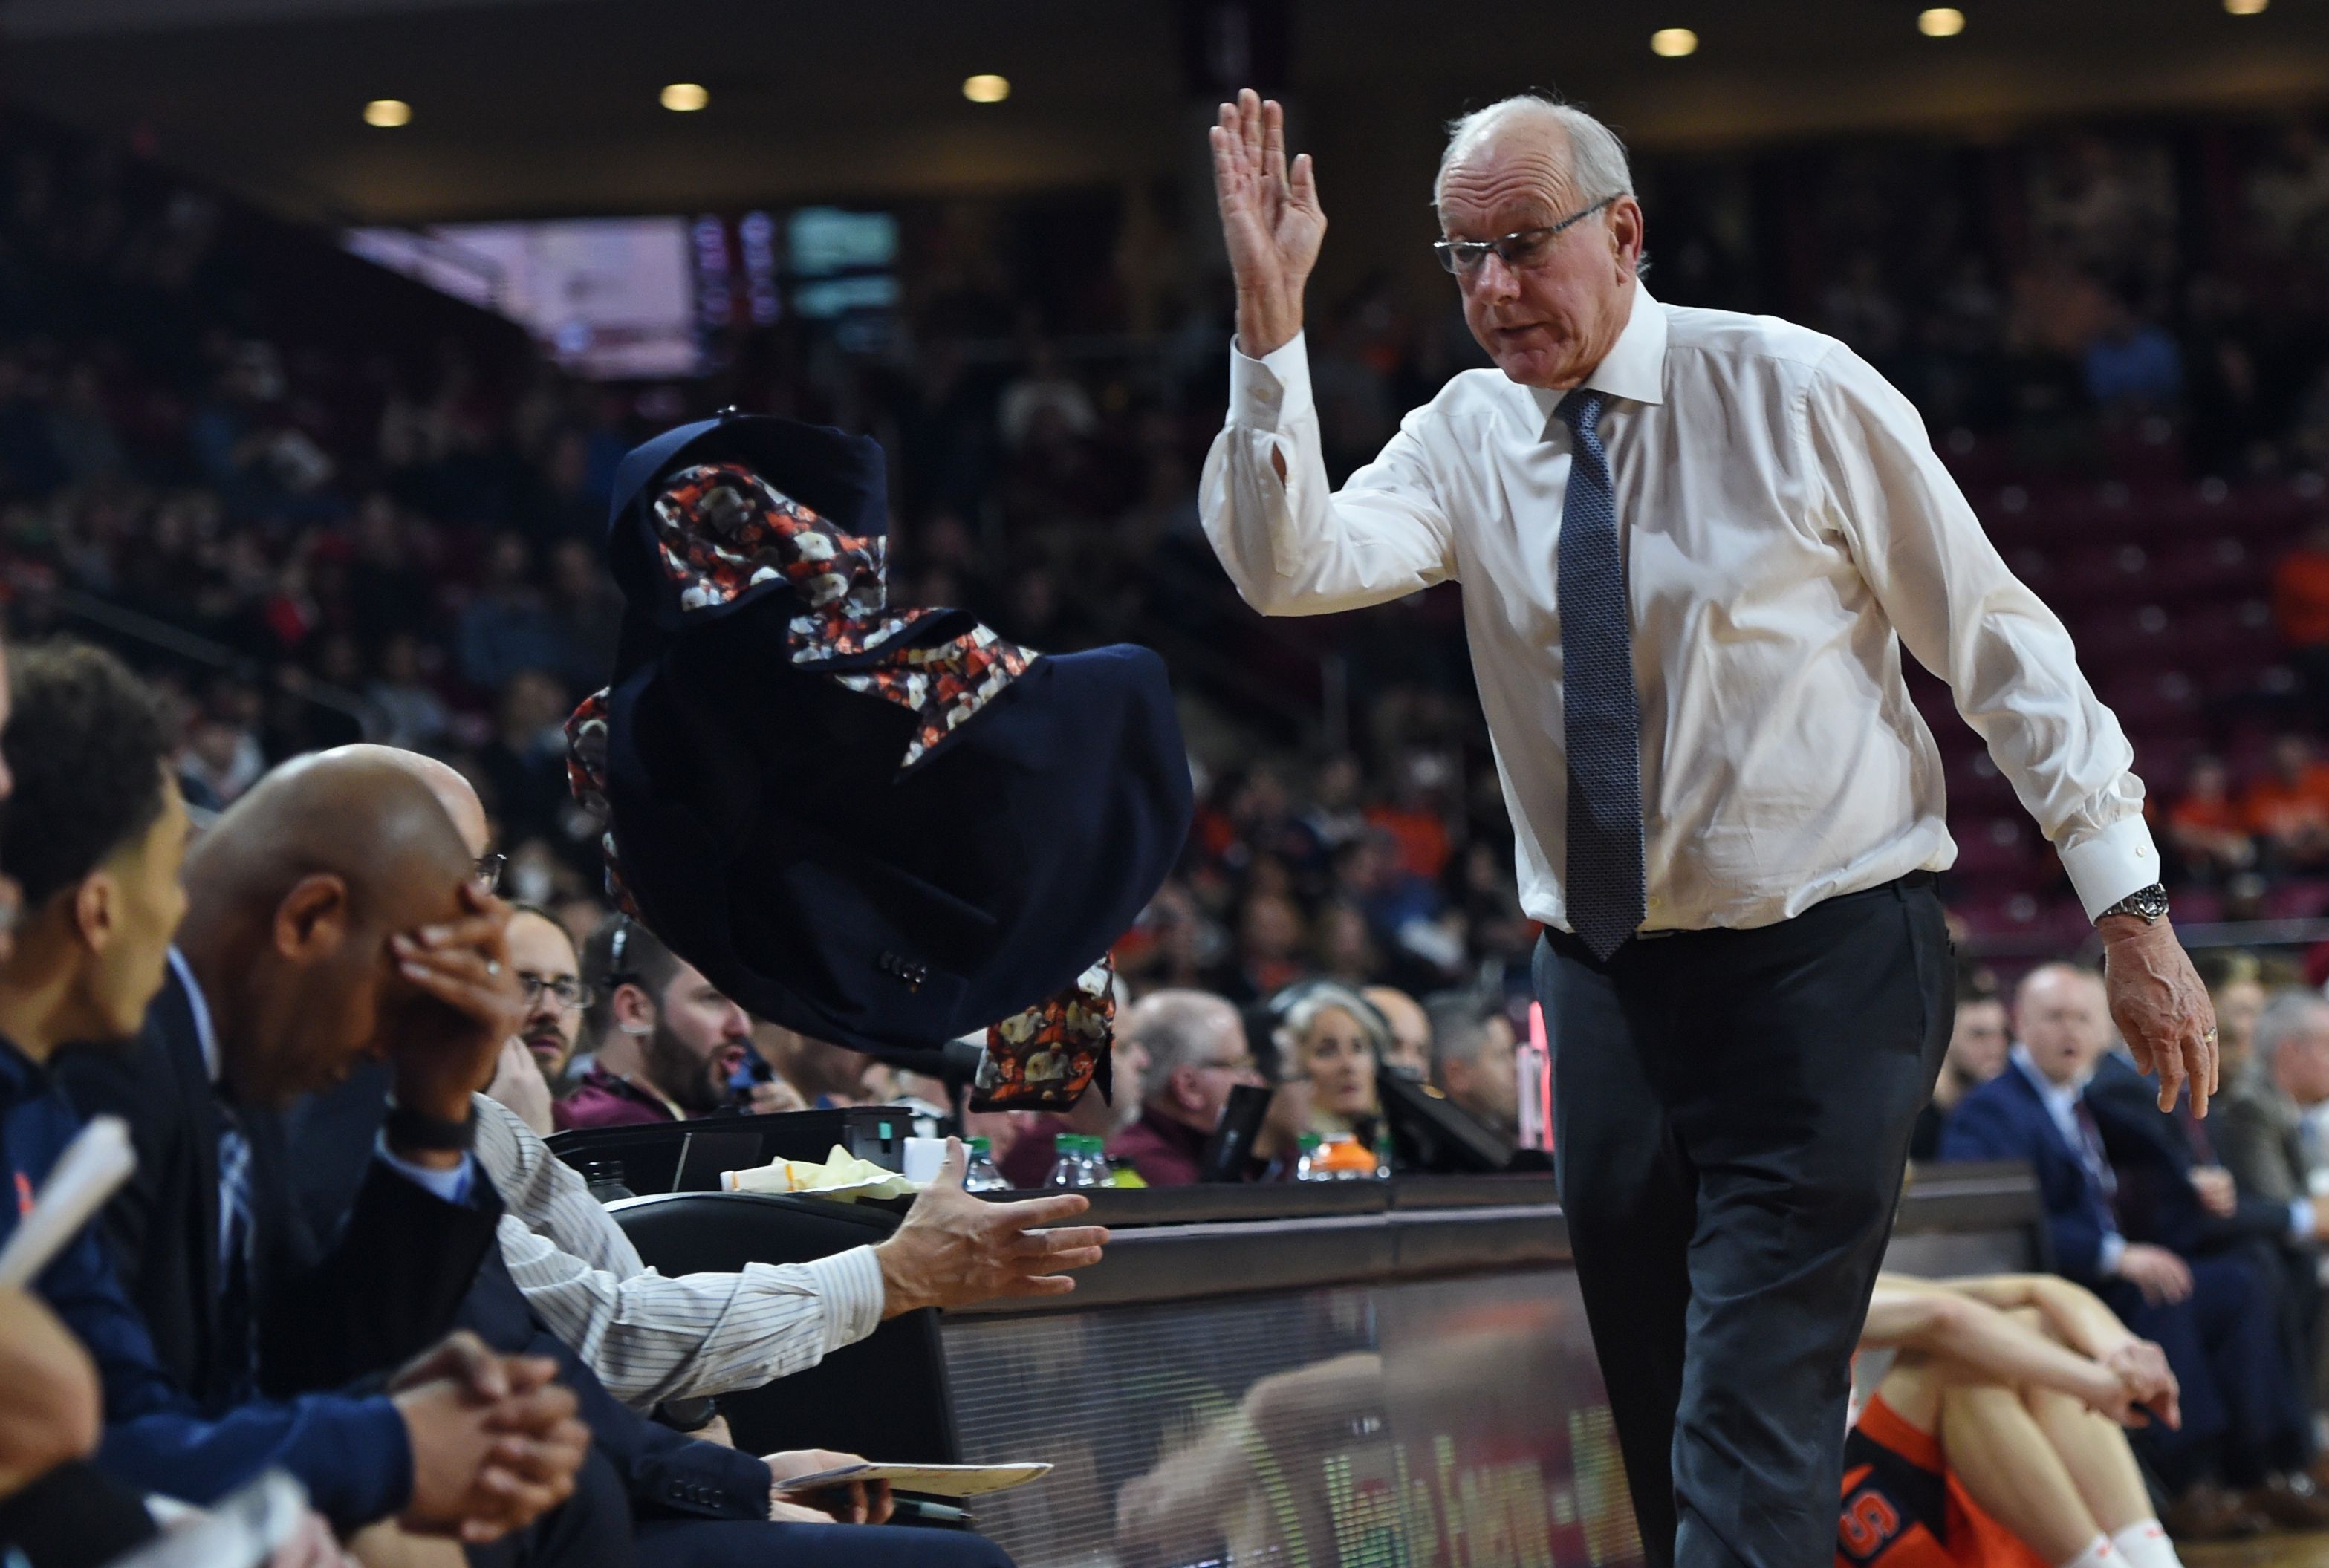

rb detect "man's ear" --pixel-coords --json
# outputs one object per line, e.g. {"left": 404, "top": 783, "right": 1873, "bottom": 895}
{"left": 611, "top": 980, "right": 656, "bottom": 1037}
{"left": 1170, "top": 1064, "right": 1206, "bottom": 1115}
{"left": 70, "top": 874, "right": 118, "bottom": 956}
{"left": 273, "top": 874, "right": 350, "bottom": 962}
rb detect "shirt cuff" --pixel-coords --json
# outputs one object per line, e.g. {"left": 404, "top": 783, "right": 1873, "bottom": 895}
{"left": 2059, "top": 815, "right": 2163, "bottom": 922}
{"left": 799, "top": 1245, "right": 884, "bottom": 1353}
{"left": 374, "top": 1135, "right": 476, "bottom": 1205}
{"left": 2294, "top": 1197, "right": 2316, "bottom": 1243}
{"left": 2098, "top": 1230, "right": 2127, "bottom": 1277}
{"left": 1227, "top": 331, "right": 1313, "bottom": 432}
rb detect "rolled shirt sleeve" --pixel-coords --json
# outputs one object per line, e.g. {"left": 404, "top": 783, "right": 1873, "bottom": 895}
{"left": 1804, "top": 344, "right": 2160, "bottom": 918}
{"left": 1201, "top": 333, "right": 1458, "bottom": 617}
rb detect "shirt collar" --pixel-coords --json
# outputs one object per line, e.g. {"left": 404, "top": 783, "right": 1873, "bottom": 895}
{"left": 1526, "top": 278, "right": 1668, "bottom": 430}
{"left": 168, "top": 946, "right": 221, "bottom": 1087}
{"left": 2010, "top": 1042, "right": 2091, "bottom": 1106}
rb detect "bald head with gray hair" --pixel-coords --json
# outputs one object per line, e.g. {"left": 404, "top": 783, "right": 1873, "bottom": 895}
{"left": 2253, "top": 986, "right": 2329, "bottom": 1069}
{"left": 1125, "top": 989, "right": 1256, "bottom": 1130}
{"left": 1435, "top": 96, "right": 1635, "bottom": 212}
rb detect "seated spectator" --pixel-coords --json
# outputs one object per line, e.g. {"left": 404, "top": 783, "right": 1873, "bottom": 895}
{"left": 753, "top": 1023, "right": 877, "bottom": 1110}
{"left": 1277, "top": 983, "right": 1388, "bottom": 1153}
{"left": 1852, "top": 1272, "right": 2186, "bottom": 1568}
{"left": 1209, "top": 891, "right": 1307, "bottom": 1006}
{"left": 2081, "top": 288, "right": 2183, "bottom": 412}
{"left": 2273, "top": 520, "right": 2329, "bottom": 723}
{"left": 1105, "top": 991, "right": 1264, "bottom": 1186}
{"left": 0, "top": 644, "right": 590, "bottom": 1547}
{"left": 1424, "top": 992, "right": 1518, "bottom": 1139}
{"left": 998, "top": 1028, "right": 1152, "bottom": 1191}
{"left": 2195, "top": 950, "right": 2267, "bottom": 1084}
{"left": 2215, "top": 989, "right": 2329, "bottom": 1405}
{"left": 1911, "top": 982, "right": 2010, "bottom": 1160}
{"left": 2219, "top": 989, "right": 2329, "bottom": 1213}
{"left": 1940, "top": 963, "right": 2327, "bottom": 1533}
{"left": 483, "top": 903, "right": 598, "bottom": 1136}
{"left": 2165, "top": 757, "right": 2256, "bottom": 882}
{"left": 563, "top": 915, "right": 756, "bottom": 1129}
{"left": 2241, "top": 734, "right": 2329, "bottom": 871}
{"left": 1362, "top": 986, "right": 1431, "bottom": 1080}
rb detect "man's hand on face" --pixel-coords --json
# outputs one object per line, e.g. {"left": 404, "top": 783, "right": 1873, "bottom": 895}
{"left": 389, "top": 1334, "right": 589, "bottom": 1543}
{"left": 874, "top": 1139, "right": 1110, "bottom": 1317}
{"left": 386, "top": 884, "right": 526, "bottom": 1126}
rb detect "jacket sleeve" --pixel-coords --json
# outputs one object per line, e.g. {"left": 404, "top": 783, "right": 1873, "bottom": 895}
{"left": 31, "top": 1202, "right": 415, "bottom": 1533}
{"left": 2218, "top": 1094, "right": 2302, "bottom": 1206}
{"left": 256, "top": 1151, "right": 504, "bottom": 1399}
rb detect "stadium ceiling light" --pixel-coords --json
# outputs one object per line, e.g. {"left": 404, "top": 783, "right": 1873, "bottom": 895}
{"left": 660, "top": 82, "right": 709, "bottom": 112}
{"left": 1649, "top": 27, "right": 1698, "bottom": 57}
{"left": 2224, "top": 0, "right": 2267, "bottom": 13}
{"left": 962, "top": 74, "right": 1011, "bottom": 103}
{"left": 363, "top": 99, "right": 412, "bottom": 128}
{"left": 1917, "top": 7, "right": 1966, "bottom": 36}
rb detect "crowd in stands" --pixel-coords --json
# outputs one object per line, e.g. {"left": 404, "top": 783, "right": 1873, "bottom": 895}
{"left": 17, "top": 94, "right": 2329, "bottom": 1562}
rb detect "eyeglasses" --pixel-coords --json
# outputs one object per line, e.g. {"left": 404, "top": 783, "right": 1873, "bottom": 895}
{"left": 1433, "top": 196, "right": 1617, "bottom": 276}
{"left": 1196, "top": 1055, "right": 1258, "bottom": 1075}
{"left": 516, "top": 972, "right": 595, "bottom": 1011}
{"left": 473, "top": 853, "right": 507, "bottom": 893}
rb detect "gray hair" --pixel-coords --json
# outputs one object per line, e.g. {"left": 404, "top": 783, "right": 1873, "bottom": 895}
{"left": 1424, "top": 990, "right": 1498, "bottom": 1082}
{"left": 2255, "top": 986, "right": 2329, "bottom": 1067}
{"left": 1275, "top": 982, "right": 1391, "bottom": 1063}
{"left": 1124, "top": 989, "right": 1243, "bottom": 1103}
{"left": 1435, "top": 95, "right": 1634, "bottom": 209}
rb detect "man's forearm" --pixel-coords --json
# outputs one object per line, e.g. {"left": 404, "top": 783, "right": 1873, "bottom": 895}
{"left": 1235, "top": 287, "right": 1302, "bottom": 361}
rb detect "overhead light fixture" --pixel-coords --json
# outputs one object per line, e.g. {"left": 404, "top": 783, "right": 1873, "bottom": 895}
{"left": 660, "top": 82, "right": 709, "bottom": 112}
{"left": 1649, "top": 27, "right": 1698, "bottom": 57}
{"left": 363, "top": 99, "right": 412, "bottom": 128}
{"left": 1917, "top": 7, "right": 1966, "bottom": 36}
{"left": 962, "top": 74, "right": 1010, "bottom": 103}
{"left": 2225, "top": 0, "right": 2267, "bottom": 13}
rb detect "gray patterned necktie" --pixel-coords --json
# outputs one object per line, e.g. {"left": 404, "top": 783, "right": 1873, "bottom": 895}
{"left": 1556, "top": 389, "right": 1646, "bottom": 960}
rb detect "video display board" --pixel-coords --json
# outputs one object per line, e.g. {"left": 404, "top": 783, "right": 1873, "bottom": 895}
{"left": 941, "top": 1269, "right": 1642, "bottom": 1568}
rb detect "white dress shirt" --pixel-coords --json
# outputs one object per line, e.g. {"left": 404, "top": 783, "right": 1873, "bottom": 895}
{"left": 472, "top": 1095, "right": 885, "bottom": 1409}
{"left": 1201, "top": 281, "right": 2157, "bottom": 933}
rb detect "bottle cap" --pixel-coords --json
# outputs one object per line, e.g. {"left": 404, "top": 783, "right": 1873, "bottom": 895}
{"left": 967, "top": 1136, "right": 991, "bottom": 1154}
{"left": 1296, "top": 1133, "right": 1322, "bottom": 1151}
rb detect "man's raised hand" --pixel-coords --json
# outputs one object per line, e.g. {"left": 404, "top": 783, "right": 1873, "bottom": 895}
{"left": 1211, "top": 88, "right": 1324, "bottom": 359}
{"left": 874, "top": 1139, "right": 1110, "bottom": 1316}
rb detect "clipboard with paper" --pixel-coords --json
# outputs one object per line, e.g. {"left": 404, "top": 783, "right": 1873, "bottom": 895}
{"left": 775, "top": 1461, "right": 1052, "bottom": 1499}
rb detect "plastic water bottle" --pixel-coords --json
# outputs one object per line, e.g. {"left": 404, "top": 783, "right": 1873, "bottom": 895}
{"left": 1076, "top": 1136, "right": 1111, "bottom": 1188}
{"left": 580, "top": 1159, "right": 634, "bottom": 1203}
{"left": 1047, "top": 1135, "right": 1104, "bottom": 1189}
{"left": 963, "top": 1136, "right": 1010, "bottom": 1192}
{"left": 1294, "top": 1133, "right": 1325, "bottom": 1181}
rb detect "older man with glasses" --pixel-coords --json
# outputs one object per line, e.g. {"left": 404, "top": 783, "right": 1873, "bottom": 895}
{"left": 1200, "top": 88, "right": 2215, "bottom": 1568}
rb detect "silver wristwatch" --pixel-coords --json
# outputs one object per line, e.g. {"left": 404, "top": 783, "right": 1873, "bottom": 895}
{"left": 2097, "top": 882, "right": 2170, "bottom": 924}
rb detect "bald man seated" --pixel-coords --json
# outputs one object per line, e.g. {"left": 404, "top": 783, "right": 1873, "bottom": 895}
{"left": 58, "top": 746, "right": 532, "bottom": 1405}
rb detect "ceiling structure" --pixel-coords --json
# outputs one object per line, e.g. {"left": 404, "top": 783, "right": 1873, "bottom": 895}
{"left": 0, "top": 0, "right": 2324, "bottom": 227}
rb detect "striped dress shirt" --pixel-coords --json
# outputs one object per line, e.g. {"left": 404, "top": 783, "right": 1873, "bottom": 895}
{"left": 473, "top": 1095, "right": 886, "bottom": 1409}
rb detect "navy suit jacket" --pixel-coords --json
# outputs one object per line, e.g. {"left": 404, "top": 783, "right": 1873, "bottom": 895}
{"left": 2082, "top": 1052, "right": 2291, "bottom": 1257}
{"left": 1939, "top": 1062, "right": 2118, "bottom": 1283}
{"left": 56, "top": 963, "right": 501, "bottom": 1403}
